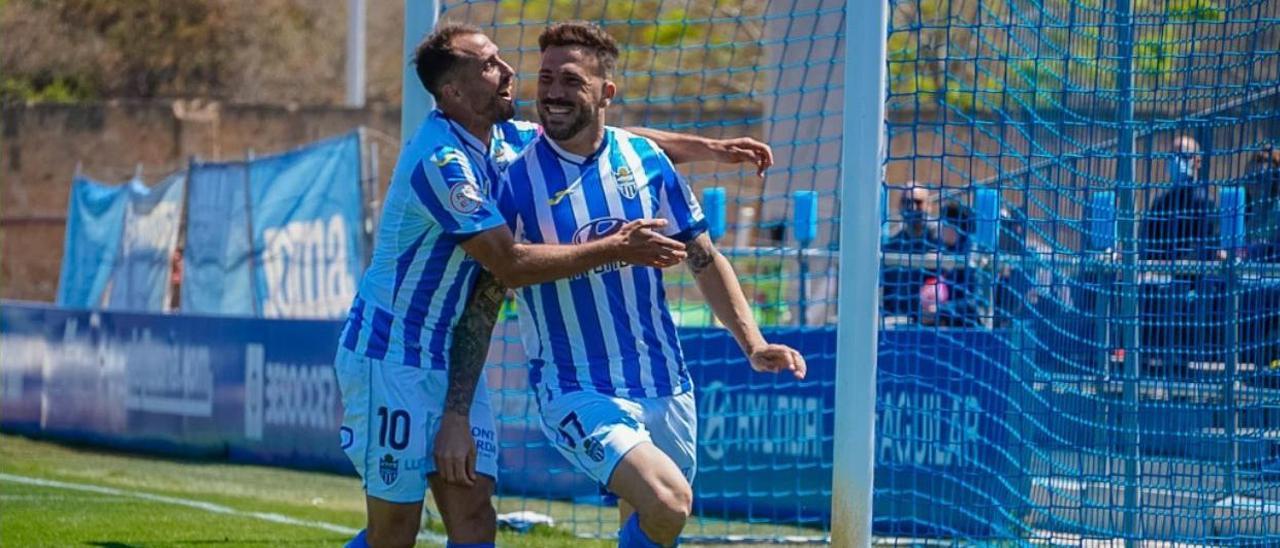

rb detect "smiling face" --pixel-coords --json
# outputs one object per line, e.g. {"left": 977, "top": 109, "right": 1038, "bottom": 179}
{"left": 537, "top": 45, "right": 614, "bottom": 141}
{"left": 444, "top": 32, "right": 516, "bottom": 125}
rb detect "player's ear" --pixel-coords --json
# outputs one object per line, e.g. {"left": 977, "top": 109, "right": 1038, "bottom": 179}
{"left": 440, "top": 79, "right": 462, "bottom": 104}
{"left": 601, "top": 80, "right": 616, "bottom": 107}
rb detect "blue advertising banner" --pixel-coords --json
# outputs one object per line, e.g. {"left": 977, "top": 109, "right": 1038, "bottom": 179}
{"left": 249, "top": 133, "right": 363, "bottom": 319}
{"left": 688, "top": 327, "right": 837, "bottom": 524}
{"left": 182, "top": 162, "right": 255, "bottom": 316}
{"left": 0, "top": 302, "right": 1022, "bottom": 535}
{"left": 56, "top": 177, "right": 129, "bottom": 308}
{"left": 0, "top": 302, "right": 347, "bottom": 468}
{"left": 105, "top": 172, "right": 186, "bottom": 312}
{"left": 873, "top": 328, "right": 1027, "bottom": 538}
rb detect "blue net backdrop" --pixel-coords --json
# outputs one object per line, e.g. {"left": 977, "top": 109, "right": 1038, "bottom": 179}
{"left": 435, "top": 0, "right": 1280, "bottom": 544}
{"left": 879, "top": 0, "right": 1280, "bottom": 544}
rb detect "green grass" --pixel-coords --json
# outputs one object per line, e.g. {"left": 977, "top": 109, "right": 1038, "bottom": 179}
{"left": 0, "top": 433, "right": 605, "bottom": 547}
{"left": 2, "top": 482, "right": 347, "bottom": 546}
{"left": 0, "top": 434, "right": 824, "bottom": 546}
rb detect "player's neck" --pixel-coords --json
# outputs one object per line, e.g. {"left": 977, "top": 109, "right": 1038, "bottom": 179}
{"left": 456, "top": 118, "right": 492, "bottom": 145}
{"left": 440, "top": 107, "right": 493, "bottom": 145}
{"left": 555, "top": 122, "right": 605, "bottom": 158}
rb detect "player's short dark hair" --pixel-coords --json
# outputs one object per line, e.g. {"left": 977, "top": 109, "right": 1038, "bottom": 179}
{"left": 413, "top": 21, "right": 482, "bottom": 98}
{"left": 538, "top": 21, "right": 619, "bottom": 77}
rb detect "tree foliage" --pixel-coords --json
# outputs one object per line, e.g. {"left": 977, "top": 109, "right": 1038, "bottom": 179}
{"left": 886, "top": 0, "right": 1226, "bottom": 114}
{"left": 493, "top": 0, "right": 766, "bottom": 106}
{"left": 1, "top": 0, "right": 339, "bottom": 104}
{"left": 0, "top": 0, "right": 1237, "bottom": 111}
{"left": 50, "top": 0, "right": 244, "bottom": 98}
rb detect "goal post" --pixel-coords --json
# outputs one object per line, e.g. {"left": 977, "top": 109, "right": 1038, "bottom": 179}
{"left": 400, "top": 0, "right": 438, "bottom": 145}
{"left": 832, "top": 1, "right": 889, "bottom": 545}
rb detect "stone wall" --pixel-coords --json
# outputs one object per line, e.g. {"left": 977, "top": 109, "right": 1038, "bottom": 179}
{"left": 1, "top": 101, "right": 401, "bottom": 301}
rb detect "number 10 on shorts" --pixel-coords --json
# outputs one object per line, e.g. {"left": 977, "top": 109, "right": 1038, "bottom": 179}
{"left": 377, "top": 406, "right": 410, "bottom": 450}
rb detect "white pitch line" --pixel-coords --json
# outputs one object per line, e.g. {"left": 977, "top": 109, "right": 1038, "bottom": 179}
{"left": 0, "top": 472, "right": 447, "bottom": 545}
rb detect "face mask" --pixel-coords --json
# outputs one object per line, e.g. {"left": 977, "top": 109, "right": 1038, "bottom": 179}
{"left": 1168, "top": 156, "right": 1195, "bottom": 182}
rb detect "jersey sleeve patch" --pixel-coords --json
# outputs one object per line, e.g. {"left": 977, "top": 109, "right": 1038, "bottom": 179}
{"left": 448, "top": 181, "right": 485, "bottom": 214}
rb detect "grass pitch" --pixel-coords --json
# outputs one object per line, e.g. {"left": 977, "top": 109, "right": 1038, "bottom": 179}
{"left": 0, "top": 434, "right": 823, "bottom": 546}
{"left": 0, "top": 433, "right": 600, "bottom": 547}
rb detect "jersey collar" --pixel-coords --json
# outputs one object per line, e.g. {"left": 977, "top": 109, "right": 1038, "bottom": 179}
{"left": 434, "top": 109, "right": 490, "bottom": 159}
{"left": 542, "top": 128, "right": 611, "bottom": 165}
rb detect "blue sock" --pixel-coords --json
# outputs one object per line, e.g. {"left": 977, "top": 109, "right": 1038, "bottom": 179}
{"left": 445, "top": 543, "right": 495, "bottom": 548}
{"left": 619, "top": 513, "right": 672, "bottom": 548}
{"left": 344, "top": 529, "right": 368, "bottom": 548}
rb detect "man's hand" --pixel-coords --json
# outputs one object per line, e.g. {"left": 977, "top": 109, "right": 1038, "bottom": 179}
{"left": 712, "top": 137, "right": 774, "bottom": 177}
{"left": 609, "top": 219, "right": 687, "bottom": 268}
{"left": 748, "top": 343, "right": 807, "bottom": 380}
{"left": 433, "top": 413, "right": 477, "bottom": 487}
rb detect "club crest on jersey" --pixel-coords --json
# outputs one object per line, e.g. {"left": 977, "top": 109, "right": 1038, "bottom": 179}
{"left": 379, "top": 453, "right": 399, "bottom": 485}
{"left": 493, "top": 144, "right": 511, "bottom": 168}
{"left": 449, "top": 182, "right": 484, "bottom": 214}
{"left": 615, "top": 166, "right": 639, "bottom": 199}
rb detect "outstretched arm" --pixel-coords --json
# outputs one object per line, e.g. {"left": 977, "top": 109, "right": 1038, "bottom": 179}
{"left": 685, "top": 233, "right": 807, "bottom": 378}
{"left": 625, "top": 127, "right": 774, "bottom": 177}
{"left": 434, "top": 269, "right": 506, "bottom": 486}
{"left": 460, "top": 219, "right": 685, "bottom": 289}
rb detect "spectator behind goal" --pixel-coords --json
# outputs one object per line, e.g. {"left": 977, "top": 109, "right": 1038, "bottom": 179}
{"left": 1141, "top": 135, "right": 1220, "bottom": 261}
{"left": 1246, "top": 145, "right": 1280, "bottom": 261}
{"left": 883, "top": 185, "right": 941, "bottom": 253}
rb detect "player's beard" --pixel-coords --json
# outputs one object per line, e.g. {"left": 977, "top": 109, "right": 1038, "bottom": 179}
{"left": 469, "top": 77, "right": 515, "bottom": 124}
{"left": 539, "top": 99, "right": 595, "bottom": 141}
{"left": 491, "top": 93, "right": 516, "bottom": 122}
{"left": 473, "top": 93, "right": 515, "bottom": 124}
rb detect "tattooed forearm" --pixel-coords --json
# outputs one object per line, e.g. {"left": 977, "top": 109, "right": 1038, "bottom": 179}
{"left": 686, "top": 236, "right": 717, "bottom": 275}
{"left": 445, "top": 268, "right": 506, "bottom": 416}
{"left": 685, "top": 231, "right": 768, "bottom": 356}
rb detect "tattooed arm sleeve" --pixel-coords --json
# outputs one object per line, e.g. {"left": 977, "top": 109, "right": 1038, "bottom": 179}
{"left": 444, "top": 268, "right": 506, "bottom": 416}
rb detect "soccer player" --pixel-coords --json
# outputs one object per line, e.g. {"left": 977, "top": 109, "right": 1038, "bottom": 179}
{"left": 477, "top": 21, "right": 807, "bottom": 548}
{"left": 337, "top": 22, "right": 776, "bottom": 548}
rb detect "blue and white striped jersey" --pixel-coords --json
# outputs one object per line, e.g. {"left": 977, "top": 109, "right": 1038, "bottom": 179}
{"left": 497, "top": 127, "right": 708, "bottom": 399}
{"left": 339, "top": 110, "right": 540, "bottom": 368}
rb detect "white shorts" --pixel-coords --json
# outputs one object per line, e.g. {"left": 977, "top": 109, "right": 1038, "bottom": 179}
{"left": 333, "top": 347, "right": 498, "bottom": 504}
{"left": 537, "top": 389, "right": 697, "bottom": 492}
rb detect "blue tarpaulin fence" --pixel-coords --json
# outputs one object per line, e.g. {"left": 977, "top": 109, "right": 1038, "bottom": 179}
{"left": 56, "top": 176, "right": 130, "bottom": 309}
{"left": 107, "top": 172, "right": 186, "bottom": 312}
{"left": 58, "top": 132, "right": 365, "bottom": 319}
